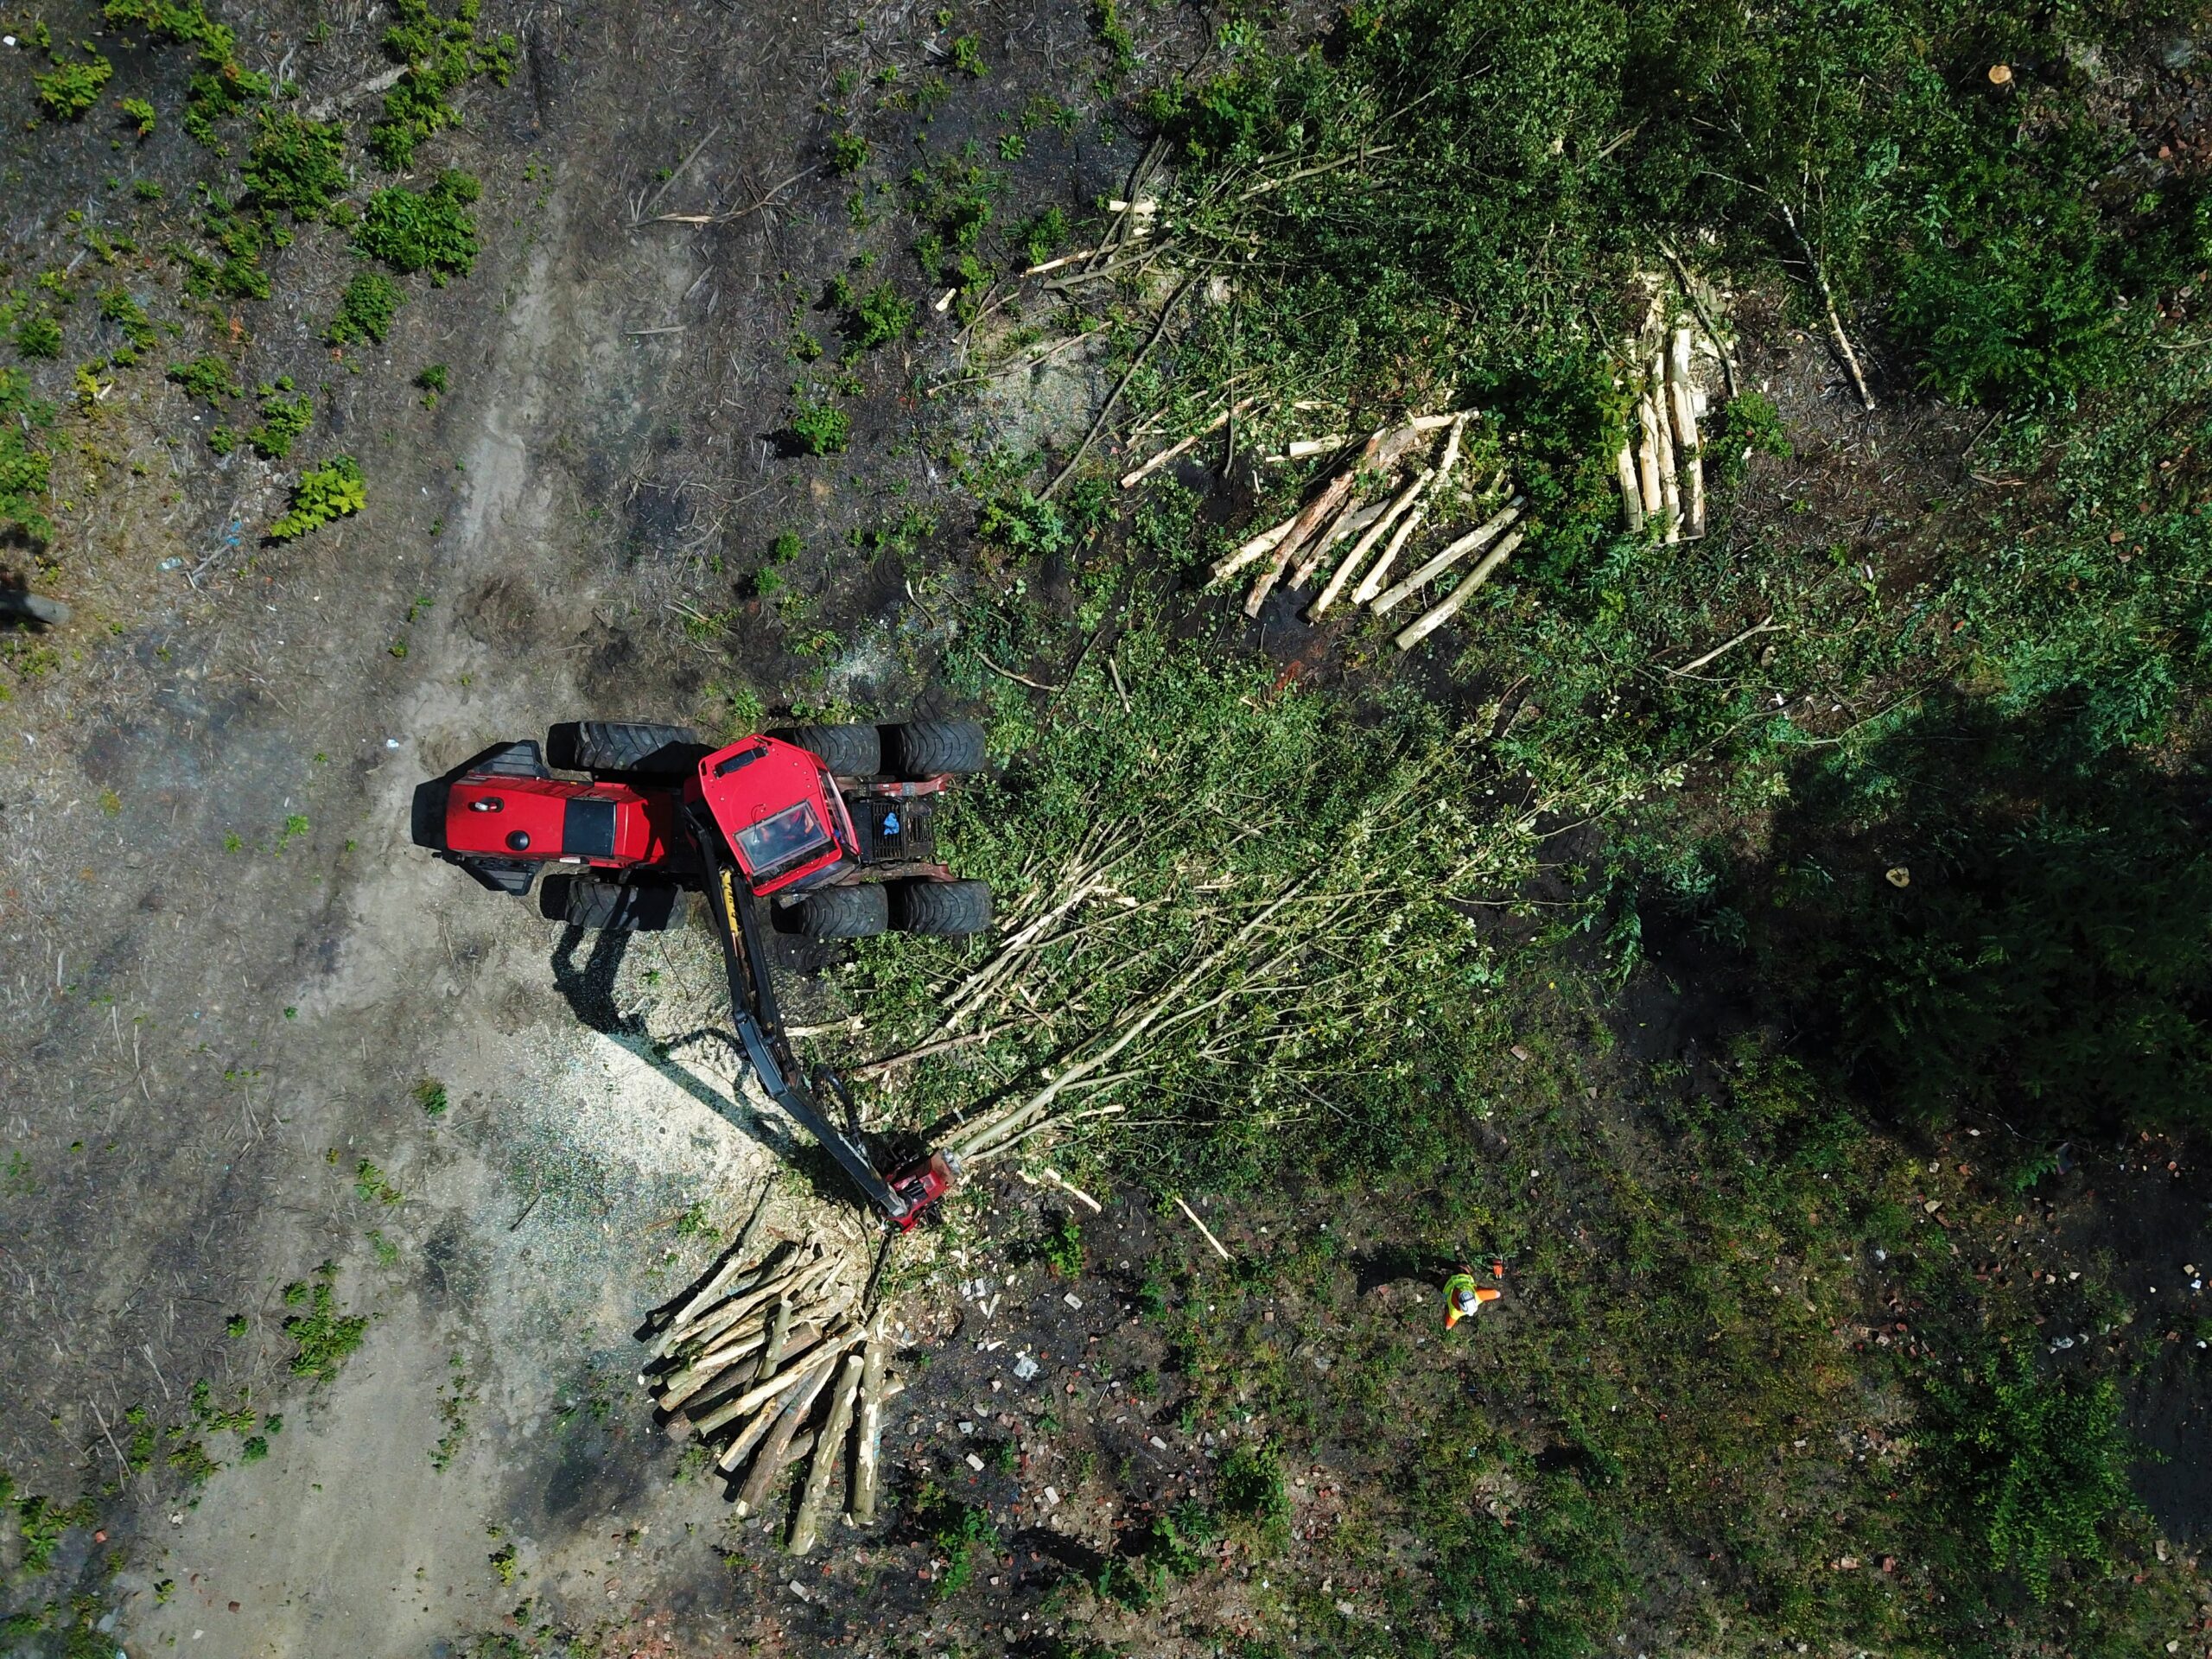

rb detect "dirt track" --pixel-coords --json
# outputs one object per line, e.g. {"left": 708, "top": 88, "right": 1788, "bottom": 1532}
{"left": 0, "top": 1, "right": 1134, "bottom": 1649}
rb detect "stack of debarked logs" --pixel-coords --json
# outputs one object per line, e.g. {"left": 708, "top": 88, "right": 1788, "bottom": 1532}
{"left": 1615, "top": 319, "right": 1718, "bottom": 543}
{"left": 640, "top": 1237, "right": 898, "bottom": 1554}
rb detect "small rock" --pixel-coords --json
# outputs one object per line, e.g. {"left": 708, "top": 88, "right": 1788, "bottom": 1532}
{"left": 1043, "top": 1485, "right": 1060, "bottom": 1506}
{"left": 1013, "top": 1355, "right": 1039, "bottom": 1381}
{"left": 966, "top": 1452, "right": 985, "bottom": 1471}
{"left": 1149, "top": 1435, "right": 1167, "bottom": 1451}
{"left": 1063, "top": 1293, "right": 1083, "bottom": 1311}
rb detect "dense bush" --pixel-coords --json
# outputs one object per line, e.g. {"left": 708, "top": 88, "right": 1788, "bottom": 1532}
{"left": 325, "top": 272, "right": 406, "bottom": 346}
{"left": 243, "top": 112, "right": 350, "bottom": 221}
{"left": 353, "top": 172, "right": 480, "bottom": 283}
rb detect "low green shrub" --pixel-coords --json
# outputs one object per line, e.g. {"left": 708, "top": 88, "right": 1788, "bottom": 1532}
{"left": 167, "top": 353, "right": 241, "bottom": 403}
{"left": 788, "top": 397, "right": 849, "bottom": 455}
{"left": 248, "top": 378, "right": 314, "bottom": 461}
{"left": 33, "top": 51, "right": 112, "bottom": 120}
{"left": 12, "top": 314, "right": 63, "bottom": 360}
{"left": 369, "top": 0, "right": 518, "bottom": 171}
{"left": 0, "top": 369, "right": 57, "bottom": 543}
{"left": 270, "top": 455, "right": 365, "bottom": 540}
{"left": 353, "top": 171, "right": 480, "bottom": 283}
{"left": 243, "top": 111, "right": 350, "bottom": 221}
{"left": 325, "top": 271, "right": 405, "bottom": 346}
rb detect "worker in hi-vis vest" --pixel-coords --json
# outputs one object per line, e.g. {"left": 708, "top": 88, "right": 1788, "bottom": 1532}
{"left": 1443, "top": 1260, "right": 1504, "bottom": 1328}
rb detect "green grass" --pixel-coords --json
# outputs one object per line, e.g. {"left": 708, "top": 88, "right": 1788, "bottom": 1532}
{"left": 0, "top": 370, "right": 56, "bottom": 543}
{"left": 368, "top": 0, "right": 518, "bottom": 172}
{"left": 33, "top": 52, "right": 112, "bottom": 121}
{"left": 243, "top": 111, "right": 350, "bottom": 221}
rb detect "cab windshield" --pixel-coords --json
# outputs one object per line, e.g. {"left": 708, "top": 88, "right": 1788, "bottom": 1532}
{"left": 734, "top": 800, "right": 834, "bottom": 880}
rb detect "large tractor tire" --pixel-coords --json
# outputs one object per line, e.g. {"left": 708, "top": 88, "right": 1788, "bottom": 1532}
{"left": 561, "top": 877, "right": 683, "bottom": 931}
{"left": 890, "top": 878, "right": 993, "bottom": 937}
{"left": 791, "top": 882, "right": 890, "bottom": 938}
{"left": 559, "top": 721, "right": 702, "bottom": 775}
{"left": 882, "top": 718, "right": 986, "bottom": 779}
{"left": 780, "top": 722, "right": 881, "bottom": 778}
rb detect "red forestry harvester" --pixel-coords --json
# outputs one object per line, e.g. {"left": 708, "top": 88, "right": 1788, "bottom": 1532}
{"left": 423, "top": 718, "right": 991, "bottom": 1227}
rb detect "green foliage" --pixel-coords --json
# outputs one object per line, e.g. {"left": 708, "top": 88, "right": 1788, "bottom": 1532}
{"left": 7, "top": 1482, "right": 97, "bottom": 1574}
{"left": 977, "top": 491, "right": 1071, "bottom": 560}
{"left": 325, "top": 271, "right": 406, "bottom": 346}
{"left": 416, "top": 361, "right": 448, "bottom": 406}
{"left": 1922, "top": 1349, "right": 2136, "bottom": 1595}
{"left": 1216, "top": 1440, "right": 1289, "bottom": 1530}
{"left": 34, "top": 51, "right": 113, "bottom": 120}
{"left": 281, "top": 1264, "right": 369, "bottom": 1382}
{"left": 97, "top": 288, "right": 155, "bottom": 353}
{"left": 370, "top": 0, "right": 518, "bottom": 171}
{"left": 913, "top": 1479, "right": 1000, "bottom": 1595}
{"left": 1037, "top": 1209, "right": 1084, "bottom": 1277}
{"left": 119, "top": 96, "right": 156, "bottom": 138}
{"left": 787, "top": 397, "right": 850, "bottom": 456}
{"left": 167, "top": 353, "right": 239, "bottom": 403}
{"left": 248, "top": 378, "right": 314, "bottom": 461}
{"left": 840, "top": 613, "right": 1571, "bottom": 1192}
{"left": 0, "top": 369, "right": 56, "bottom": 544}
{"left": 829, "top": 130, "right": 871, "bottom": 175}
{"left": 243, "top": 111, "right": 350, "bottom": 221}
{"left": 839, "top": 280, "right": 915, "bottom": 355}
{"left": 106, "top": 0, "right": 269, "bottom": 145}
{"left": 353, "top": 1158, "right": 402, "bottom": 1204}
{"left": 415, "top": 1077, "right": 449, "bottom": 1118}
{"left": 13, "top": 313, "right": 63, "bottom": 360}
{"left": 1015, "top": 205, "right": 1067, "bottom": 267}
{"left": 270, "top": 454, "right": 366, "bottom": 540}
{"left": 353, "top": 171, "right": 481, "bottom": 283}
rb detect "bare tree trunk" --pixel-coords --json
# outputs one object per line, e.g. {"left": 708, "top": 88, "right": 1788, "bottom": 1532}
{"left": 788, "top": 1353, "right": 866, "bottom": 1554}
{"left": 849, "top": 1316, "right": 889, "bottom": 1524}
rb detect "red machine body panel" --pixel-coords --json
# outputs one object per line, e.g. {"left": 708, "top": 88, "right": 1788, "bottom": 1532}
{"left": 690, "top": 737, "right": 863, "bottom": 897}
{"left": 443, "top": 775, "right": 683, "bottom": 869}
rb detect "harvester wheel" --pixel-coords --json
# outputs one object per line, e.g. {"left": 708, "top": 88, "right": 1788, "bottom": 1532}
{"left": 781, "top": 722, "right": 882, "bottom": 778}
{"left": 890, "top": 878, "right": 993, "bottom": 937}
{"left": 560, "top": 878, "right": 683, "bottom": 931}
{"left": 882, "top": 719, "right": 986, "bottom": 779}
{"left": 560, "top": 721, "right": 702, "bottom": 775}
{"left": 791, "top": 882, "right": 889, "bottom": 938}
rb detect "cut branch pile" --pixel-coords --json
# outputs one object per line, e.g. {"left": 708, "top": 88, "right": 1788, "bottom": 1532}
{"left": 1194, "top": 409, "right": 1526, "bottom": 652}
{"left": 639, "top": 1237, "right": 896, "bottom": 1551}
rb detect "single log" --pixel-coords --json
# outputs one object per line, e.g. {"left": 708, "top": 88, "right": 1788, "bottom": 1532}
{"left": 849, "top": 1315, "right": 890, "bottom": 1525}
{"left": 1649, "top": 350, "right": 1680, "bottom": 543}
{"left": 1393, "top": 529, "right": 1525, "bottom": 652}
{"left": 1668, "top": 326, "right": 1707, "bottom": 540}
{"left": 1287, "top": 497, "right": 1386, "bottom": 589}
{"left": 759, "top": 1297, "right": 795, "bottom": 1380}
{"left": 1614, "top": 442, "right": 1645, "bottom": 532}
{"left": 715, "top": 1398, "right": 782, "bottom": 1475}
{"left": 1370, "top": 498, "right": 1524, "bottom": 616}
{"left": 1210, "top": 517, "right": 1298, "bottom": 584}
{"left": 735, "top": 1357, "right": 838, "bottom": 1517}
{"left": 787, "top": 1353, "right": 866, "bottom": 1554}
{"left": 1636, "top": 393, "right": 1664, "bottom": 517}
{"left": 1309, "top": 470, "right": 1426, "bottom": 619}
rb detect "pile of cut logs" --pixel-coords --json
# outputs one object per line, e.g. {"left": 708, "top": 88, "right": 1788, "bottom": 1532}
{"left": 1200, "top": 411, "right": 1528, "bottom": 652}
{"left": 1614, "top": 313, "right": 1719, "bottom": 543}
{"left": 640, "top": 1237, "right": 896, "bottom": 1554}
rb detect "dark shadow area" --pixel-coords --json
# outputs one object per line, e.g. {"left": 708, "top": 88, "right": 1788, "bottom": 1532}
{"left": 1624, "top": 692, "right": 2212, "bottom": 1156}
{"left": 0, "top": 571, "right": 68, "bottom": 630}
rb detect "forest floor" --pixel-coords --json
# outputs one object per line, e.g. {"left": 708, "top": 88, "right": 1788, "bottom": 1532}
{"left": 2, "top": 3, "right": 2210, "bottom": 1659}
